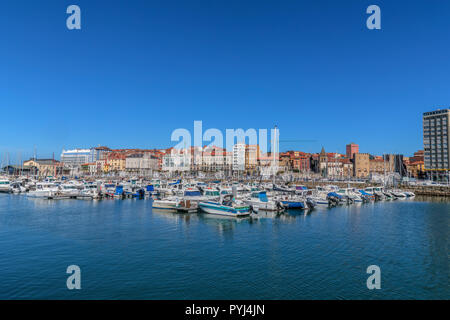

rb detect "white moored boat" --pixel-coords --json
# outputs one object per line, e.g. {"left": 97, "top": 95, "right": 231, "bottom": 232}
{"left": 199, "top": 195, "right": 251, "bottom": 217}
{"left": 244, "top": 191, "right": 284, "bottom": 212}
{"left": 27, "top": 182, "right": 60, "bottom": 199}
{"left": 0, "top": 179, "right": 12, "bottom": 193}
{"left": 152, "top": 197, "right": 198, "bottom": 213}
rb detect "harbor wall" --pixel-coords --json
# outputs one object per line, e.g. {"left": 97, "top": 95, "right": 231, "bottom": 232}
{"left": 294, "top": 181, "right": 450, "bottom": 197}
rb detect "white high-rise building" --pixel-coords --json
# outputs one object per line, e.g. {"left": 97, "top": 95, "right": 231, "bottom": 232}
{"left": 60, "top": 149, "right": 93, "bottom": 166}
{"left": 232, "top": 143, "right": 246, "bottom": 171}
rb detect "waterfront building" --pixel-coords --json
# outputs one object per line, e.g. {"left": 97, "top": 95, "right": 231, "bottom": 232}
{"left": 2, "top": 165, "right": 34, "bottom": 176}
{"left": 189, "top": 146, "right": 203, "bottom": 172}
{"left": 125, "top": 153, "right": 158, "bottom": 175}
{"left": 60, "top": 149, "right": 93, "bottom": 166}
{"left": 232, "top": 143, "right": 246, "bottom": 172}
{"left": 61, "top": 146, "right": 112, "bottom": 167}
{"left": 384, "top": 154, "right": 407, "bottom": 177}
{"left": 410, "top": 150, "right": 425, "bottom": 163}
{"left": 162, "top": 149, "right": 191, "bottom": 172}
{"left": 353, "top": 153, "right": 370, "bottom": 178}
{"left": 107, "top": 152, "right": 126, "bottom": 173}
{"left": 80, "top": 163, "right": 97, "bottom": 176}
{"left": 91, "top": 146, "right": 111, "bottom": 161}
{"left": 279, "top": 153, "right": 291, "bottom": 172}
{"left": 258, "top": 152, "right": 281, "bottom": 176}
{"left": 407, "top": 160, "right": 425, "bottom": 179}
{"left": 201, "top": 146, "right": 230, "bottom": 172}
{"left": 423, "top": 108, "right": 450, "bottom": 180}
{"left": 319, "top": 147, "right": 328, "bottom": 177}
{"left": 323, "top": 153, "right": 344, "bottom": 178}
{"left": 94, "top": 159, "right": 107, "bottom": 174}
{"left": 225, "top": 151, "right": 233, "bottom": 172}
{"left": 278, "top": 151, "right": 311, "bottom": 173}
{"left": 369, "top": 157, "right": 385, "bottom": 175}
{"left": 245, "top": 145, "right": 260, "bottom": 173}
{"left": 340, "top": 158, "right": 353, "bottom": 178}
{"left": 23, "top": 159, "right": 64, "bottom": 177}
{"left": 346, "top": 143, "right": 359, "bottom": 159}
{"left": 309, "top": 154, "right": 320, "bottom": 174}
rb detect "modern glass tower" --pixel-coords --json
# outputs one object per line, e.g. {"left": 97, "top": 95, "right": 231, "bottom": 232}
{"left": 423, "top": 109, "right": 450, "bottom": 181}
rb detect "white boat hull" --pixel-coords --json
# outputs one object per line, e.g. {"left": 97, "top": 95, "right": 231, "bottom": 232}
{"left": 199, "top": 202, "right": 250, "bottom": 217}
{"left": 245, "top": 199, "right": 279, "bottom": 211}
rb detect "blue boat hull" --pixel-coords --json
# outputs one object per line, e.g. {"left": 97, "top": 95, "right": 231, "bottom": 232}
{"left": 281, "top": 201, "right": 307, "bottom": 209}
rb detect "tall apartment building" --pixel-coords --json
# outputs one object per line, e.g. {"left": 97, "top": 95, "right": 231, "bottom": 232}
{"left": 423, "top": 109, "right": 450, "bottom": 179}
{"left": 232, "top": 143, "right": 246, "bottom": 171}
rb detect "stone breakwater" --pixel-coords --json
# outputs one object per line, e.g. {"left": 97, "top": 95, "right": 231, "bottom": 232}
{"left": 296, "top": 182, "right": 450, "bottom": 197}
{"left": 400, "top": 185, "right": 450, "bottom": 197}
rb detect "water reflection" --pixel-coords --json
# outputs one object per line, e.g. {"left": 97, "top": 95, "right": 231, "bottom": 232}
{"left": 415, "top": 195, "right": 450, "bottom": 203}
{"left": 1, "top": 193, "right": 449, "bottom": 299}
{"left": 151, "top": 208, "right": 195, "bottom": 225}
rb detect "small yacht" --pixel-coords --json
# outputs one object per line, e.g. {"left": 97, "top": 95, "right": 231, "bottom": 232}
{"left": 181, "top": 187, "right": 209, "bottom": 203}
{"left": 199, "top": 194, "right": 251, "bottom": 217}
{"left": 10, "top": 181, "right": 27, "bottom": 194}
{"left": 307, "top": 187, "right": 331, "bottom": 206}
{"left": 358, "top": 189, "right": 375, "bottom": 201}
{"left": 202, "top": 188, "right": 221, "bottom": 201}
{"left": 391, "top": 190, "right": 407, "bottom": 198}
{"left": 152, "top": 196, "right": 198, "bottom": 212}
{"left": 27, "top": 182, "right": 60, "bottom": 199}
{"left": 152, "top": 197, "right": 180, "bottom": 211}
{"left": 382, "top": 190, "right": 396, "bottom": 200}
{"left": 403, "top": 191, "right": 415, "bottom": 197}
{"left": 336, "top": 188, "right": 362, "bottom": 203}
{"left": 273, "top": 193, "right": 310, "bottom": 209}
{"left": 0, "top": 179, "right": 12, "bottom": 193}
{"left": 80, "top": 183, "right": 99, "bottom": 199}
{"left": 59, "top": 181, "right": 83, "bottom": 197}
{"left": 244, "top": 191, "right": 284, "bottom": 212}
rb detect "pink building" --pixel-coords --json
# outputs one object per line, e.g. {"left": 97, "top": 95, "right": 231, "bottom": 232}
{"left": 346, "top": 143, "right": 359, "bottom": 159}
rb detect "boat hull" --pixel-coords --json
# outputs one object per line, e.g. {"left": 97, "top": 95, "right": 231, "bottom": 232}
{"left": 152, "top": 200, "right": 178, "bottom": 211}
{"left": 245, "top": 200, "right": 279, "bottom": 211}
{"left": 280, "top": 201, "right": 307, "bottom": 209}
{"left": 199, "top": 202, "right": 250, "bottom": 217}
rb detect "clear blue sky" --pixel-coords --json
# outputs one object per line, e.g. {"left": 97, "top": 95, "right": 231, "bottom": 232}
{"left": 1, "top": 0, "right": 450, "bottom": 163}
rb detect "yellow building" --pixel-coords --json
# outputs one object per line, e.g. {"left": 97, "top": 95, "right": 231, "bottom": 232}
{"left": 353, "top": 153, "right": 370, "bottom": 178}
{"left": 23, "top": 159, "right": 62, "bottom": 177}
{"left": 107, "top": 153, "right": 126, "bottom": 172}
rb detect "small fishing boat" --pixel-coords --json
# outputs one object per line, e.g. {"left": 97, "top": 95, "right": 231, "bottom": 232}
{"left": 152, "top": 197, "right": 198, "bottom": 213}
{"left": 152, "top": 197, "right": 179, "bottom": 211}
{"left": 199, "top": 195, "right": 251, "bottom": 217}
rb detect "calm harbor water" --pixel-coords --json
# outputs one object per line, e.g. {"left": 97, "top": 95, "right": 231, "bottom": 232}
{"left": 0, "top": 194, "right": 448, "bottom": 299}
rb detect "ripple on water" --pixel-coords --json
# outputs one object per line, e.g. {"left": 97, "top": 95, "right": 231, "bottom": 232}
{"left": 0, "top": 194, "right": 448, "bottom": 299}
